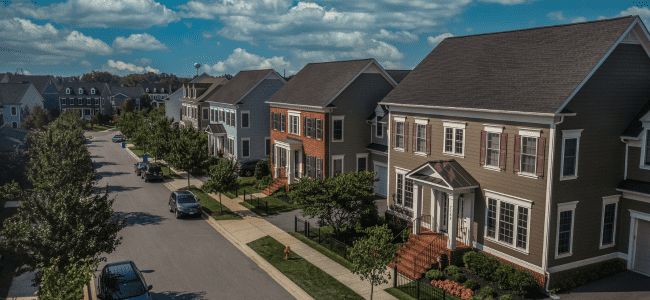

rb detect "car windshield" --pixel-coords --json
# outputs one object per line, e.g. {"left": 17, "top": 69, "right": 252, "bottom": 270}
{"left": 114, "top": 135, "right": 122, "bottom": 138}
{"left": 104, "top": 265, "right": 146, "bottom": 300}
{"left": 177, "top": 194, "right": 196, "bottom": 203}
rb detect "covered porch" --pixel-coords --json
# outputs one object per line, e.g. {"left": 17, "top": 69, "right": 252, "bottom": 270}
{"left": 273, "top": 138, "right": 303, "bottom": 183}
{"left": 205, "top": 124, "right": 227, "bottom": 157}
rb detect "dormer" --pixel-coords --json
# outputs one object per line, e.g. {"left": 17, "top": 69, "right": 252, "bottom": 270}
{"left": 66, "top": 88, "right": 71, "bottom": 94}
{"left": 637, "top": 111, "right": 650, "bottom": 169}
{"left": 91, "top": 88, "right": 96, "bottom": 95}
{"left": 153, "top": 88, "right": 157, "bottom": 93}
{"left": 161, "top": 88, "right": 164, "bottom": 93}
{"left": 78, "top": 88, "right": 84, "bottom": 94}
{"left": 146, "top": 88, "right": 149, "bottom": 93}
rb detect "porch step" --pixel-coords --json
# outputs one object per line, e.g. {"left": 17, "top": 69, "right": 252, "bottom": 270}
{"left": 391, "top": 232, "right": 448, "bottom": 280}
{"left": 261, "top": 177, "right": 289, "bottom": 195}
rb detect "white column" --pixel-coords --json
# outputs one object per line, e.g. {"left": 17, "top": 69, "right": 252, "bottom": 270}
{"left": 430, "top": 189, "right": 437, "bottom": 232}
{"left": 466, "top": 193, "right": 475, "bottom": 246}
{"left": 413, "top": 184, "right": 422, "bottom": 235}
{"left": 447, "top": 193, "right": 459, "bottom": 250}
{"left": 298, "top": 150, "right": 303, "bottom": 178}
{"left": 274, "top": 146, "right": 280, "bottom": 178}
{"left": 287, "top": 149, "right": 294, "bottom": 183}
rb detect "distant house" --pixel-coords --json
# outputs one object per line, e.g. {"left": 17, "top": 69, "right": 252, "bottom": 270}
{"left": 180, "top": 77, "right": 228, "bottom": 130}
{"left": 58, "top": 82, "right": 110, "bottom": 120}
{"left": 0, "top": 73, "right": 11, "bottom": 84}
{"left": 108, "top": 86, "right": 145, "bottom": 113}
{"left": 165, "top": 73, "right": 214, "bottom": 123}
{"left": 142, "top": 83, "right": 172, "bottom": 108}
{"left": 8, "top": 75, "right": 60, "bottom": 112}
{"left": 0, "top": 83, "right": 44, "bottom": 128}
{"left": 0, "top": 127, "right": 29, "bottom": 154}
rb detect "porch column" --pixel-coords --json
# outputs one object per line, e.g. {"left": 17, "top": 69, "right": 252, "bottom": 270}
{"left": 447, "top": 193, "right": 459, "bottom": 250}
{"left": 274, "top": 146, "right": 280, "bottom": 178}
{"left": 430, "top": 189, "right": 437, "bottom": 232}
{"left": 413, "top": 184, "right": 422, "bottom": 235}
{"left": 298, "top": 150, "right": 303, "bottom": 178}
{"left": 286, "top": 149, "right": 294, "bottom": 183}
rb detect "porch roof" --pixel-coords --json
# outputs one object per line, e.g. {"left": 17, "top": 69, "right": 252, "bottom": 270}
{"left": 205, "top": 123, "right": 226, "bottom": 135}
{"left": 617, "top": 179, "right": 650, "bottom": 196}
{"left": 406, "top": 159, "right": 479, "bottom": 190}
{"left": 275, "top": 138, "right": 303, "bottom": 145}
{"left": 366, "top": 143, "right": 388, "bottom": 153}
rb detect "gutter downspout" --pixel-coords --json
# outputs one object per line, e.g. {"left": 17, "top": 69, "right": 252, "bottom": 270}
{"left": 542, "top": 115, "right": 564, "bottom": 299}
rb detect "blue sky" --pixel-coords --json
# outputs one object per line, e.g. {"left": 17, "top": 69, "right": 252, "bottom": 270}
{"left": 0, "top": 0, "right": 646, "bottom": 77}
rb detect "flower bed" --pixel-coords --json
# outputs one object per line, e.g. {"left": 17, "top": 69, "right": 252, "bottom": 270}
{"left": 431, "top": 279, "right": 474, "bottom": 300}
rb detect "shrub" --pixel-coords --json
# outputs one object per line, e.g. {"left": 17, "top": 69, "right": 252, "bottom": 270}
{"left": 463, "top": 251, "right": 479, "bottom": 272}
{"left": 401, "top": 227, "right": 412, "bottom": 243}
{"left": 431, "top": 279, "right": 474, "bottom": 300}
{"left": 452, "top": 272, "right": 466, "bottom": 283}
{"left": 499, "top": 295, "right": 513, "bottom": 300}
{"left": 469, "top": 296, "right": 482, "bottom": 300}
{"left": 479, "top": 256, "right": 500, "bottom": 281}
{"left": 255, "top": 175, "right": 273, "bottom": 190}
{"left": 273, "top": 185, "right": 287, "bottom": 197}
{"left": 509, "top": 269, "right": 534, "bottom": 297}
{"left": 254, "top": 161, "right": 270, "bottom": 180}
{"left": 493, "top": 263, "right": 515, "bottom": 290}
{"left": 445, "top": 265, "right": 461, "bottom": 276}
{"left": 426, "top": 269, "right": 445, "bottom": 281}
{"left": 463, "top": 279, "right": 479, "bottom": 291}
{"left": 478, "top": 286, "right": 495, "bottom": 299}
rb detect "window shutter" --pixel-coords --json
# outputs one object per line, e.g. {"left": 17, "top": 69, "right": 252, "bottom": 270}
{"left": 303, "top": 117, "right": 307, "bottom": 136}
{"left": 405, "top": 122, "right": 409, "bottom": 151}
{"left": 426, "top": 124, "right": 431, "bottom": 155}
{"left": 479, "top": 130, "right": 487, "bottom": 166}
{"left": 412, "top": 123, "right": 417, "bottom": 152}
{"left": 513, "top": 135, "right": 521, "bottom": 173}
{"left": 303, "top": 152, "right": 306, "bottom": 176}
{"left": 271, "top": 112, "right": 274, "bottom": 130}
{"left": 499, "top": 133, "right": 508, "bottom": 170}
{"left": 392, "top": 120, "right": 396, "bottom": 148}
{"left": 536, "top": 137, "right": 546, "bottom": 177}
{"left": 309, "top": 118, "right": 313, "bottom": 138}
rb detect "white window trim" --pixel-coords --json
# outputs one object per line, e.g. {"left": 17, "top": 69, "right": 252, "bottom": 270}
{"left": 560, "top": 129, "right": 582, "bottom": 180}
{"left": 483, "top": 189, "right": 532, "bottom": 254}
{"left": 484, "top": 125, "right": 504, "bottom": 133}
{"left": 484, "top": 131, "right": 501, "bottom": 171}
{"left": 332, "top": 115, "right": 344, "bottom": 142}
{"left": 288, "top": 111, "right": 301, "bottom": 135}
{"left": 231, "top": 110, "right": 236, "bottom": 127}
{"left": 640, "top": 127, "right": 650, "bottom": 170}
{"left": 394, "top": 118, "right": 405, "bottom": 151}
{"left": 518, "top": 135, "right": 539, "bottom": 179}
{"left": 241, "top": 138, "right": 251, "bottom": 158}
{"left": 161, "top": 88, "right": 165, "bottom": 93}
{"left": 376, "top": 116, "right": 384, "bottom": 138}
{"left": 519, "top": 128, "right": 541, "bottom": 137}
{"left": 556, "top": 201, "right": 579, "bottom": 259}
{"left": 414, "top": 118, "right": 428, "bottom": 125}
{"left": 394, "top": 167, "right": 412, "bottom": 211}
{"left": 315, "top": 118, "right": 323, "bottom": 140}
{"left": 146, "top": 88, "right": 150, "bottom": 93}
{"left": 331, "top": 154, "right": 345, "bottom": 176}
{"left": 600, "top": 195, "right": 620, "bottom": 249}
{"left": 241, "top": 110, "right": 250, "bottom": 129}
{"left": 415, "top": 122, "right": 428, "bottom": 156}
{"left": 356, "top": 153, "right": 369, "bottom": 172}
{"left": 66, "top": 88, "right": 71, "bottom": 94}
{"left": 11, "top": 106, "right": 17, "bottom": 116}
{"left": 78, "top": 88, "right": 83, "bottom": 94}
{"left": 442, "top": 122, "right": 466, "bottom": 158}
{"left": 91, "top": 88, "right": 96, "bottom": 95}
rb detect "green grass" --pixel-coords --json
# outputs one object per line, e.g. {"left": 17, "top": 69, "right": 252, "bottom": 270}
{"left": 223, "top": 176, "right": 261, "bottom": 198}
{"left": 127, "top": 146, "right": 149, "bottom": 158}
{"left": 151, "top": 162, "right": 183, "bottom": 179}
{"left": 86, "top": 124, "right": 114, "bottom": 131}
{"left": 384, "top": 288, "right": 417, "bottom": 300}
{"left": 239, "top": 195, "right": 303, "bottom": 216}
{"left": 248, "top": 236, "right": 365, "bottom": 300}
{"left": 386, "top": 282, "right": 459, "bottom": 300}
{"left": 177, "top": 185, "right": 242, "bottom": 220}
{"left": 288, "top": 231, "right": 354, "bottom": 271}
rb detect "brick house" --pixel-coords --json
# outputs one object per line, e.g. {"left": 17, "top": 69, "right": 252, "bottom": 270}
{"left": 264, "top": 58, "right": 398, "bottom": 194}
{"left": 379, "top": 15, "right": 650, "bottom": 287}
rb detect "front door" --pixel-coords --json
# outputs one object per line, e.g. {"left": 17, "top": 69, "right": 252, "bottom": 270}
{"left": 374, "top": 163, "right": 387, "bottom": 196}
{"left": 440, "top": 193, "right": 448, "bottom": 233}
{"left": 635, "top": 219, "right": 650, "bottom": 275}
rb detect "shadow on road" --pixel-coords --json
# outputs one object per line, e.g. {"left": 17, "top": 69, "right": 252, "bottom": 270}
{"left": 91, "top": 155, "right": 103, "bottom": 159}
{"left": 118, "top": 211, "right": 166, "bottom": 227}
{"left": 151, "top": 291, "right": 208, "bottom": 300}
{"left": 96, "top": 171, "right": 130, "bottom": 180}
{"left": 94, "top": 186, "right": 141, "bottom": 194}
{"left": 93, "top": 161, "right": 117, "bottom": 169}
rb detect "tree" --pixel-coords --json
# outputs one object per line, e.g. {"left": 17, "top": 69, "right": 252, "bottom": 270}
{"left": 20, "top": 105, "right": 52, "bottom": 131}
{"left": 201, "top": 158, "right": 238, "bottom": 211}
{"left": 90, "top": 113, "right": 99, "bottom": 130}
{"left": 80, "top": 71, "right": 120, "bottom": 83}
{"left": 148, "top": 112, "right": 174, "bottom": 164}
{"left": 288, "top": 171, "right": 379, "bottom": 238}
{"left": 116, "top": 111, "right": 142, "bottom": 139}
{"left": 122, "top": 98, "right": 135, "bottom": 113}
{"left": 349, "top": 224, "right": 400, "bottom": 300}
{"left": 222, "top": 74, "right": 234, "bottom": 80}
{"left": 38, "top": 257, "right": 99, "bottom": 300}
{"left": 166, "top": 126, "right": 209, "bottom": 188}
{"left": 140, "top": 93, "right": 153, "bottom": 111}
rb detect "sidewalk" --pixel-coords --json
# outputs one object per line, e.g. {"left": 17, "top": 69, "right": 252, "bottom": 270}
{"left": 121, "top": 145, "right": 396, "bottom": 300}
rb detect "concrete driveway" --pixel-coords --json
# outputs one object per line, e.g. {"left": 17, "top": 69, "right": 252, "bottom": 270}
{"left": 555, "top": 271, "right": 650, "bottom": 300}
{"left": 88, "top": 130, "right": 294, "bottom": 300}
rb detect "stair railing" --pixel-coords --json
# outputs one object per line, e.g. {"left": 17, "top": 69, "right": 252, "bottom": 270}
{"left": 412, "top": 233, "right": 446, "bottom": 279}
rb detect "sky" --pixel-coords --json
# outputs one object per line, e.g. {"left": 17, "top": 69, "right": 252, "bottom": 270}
{"left": 0, "top": 0, "right": 647, "bottom": 78}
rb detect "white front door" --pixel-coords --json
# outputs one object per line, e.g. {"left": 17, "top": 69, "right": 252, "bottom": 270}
{"left": 440, "top": 193, "right": 448, "bottom": 233}
{"left": 635, "top": 219, "right": 650, "bottom": 275}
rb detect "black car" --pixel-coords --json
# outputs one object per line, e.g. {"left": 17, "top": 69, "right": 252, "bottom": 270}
{"left": 141, "top": 164, "right": 163, "bottom": 182}
{"left": 134, "top": 162, "right": 150, "bottom": 176}
{"left": 97, "top": 261, "right": 153, "bottom": 300}
{"left": 237, "top": 159, "right": 262, "bottom": 177}
{"left": 169, "top": 190, "right": 201, "bottom": 219}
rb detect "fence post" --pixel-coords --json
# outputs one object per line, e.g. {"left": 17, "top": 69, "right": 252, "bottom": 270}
{"left": 295, "top": 215, "right": 297, "bottom": 232}
{"left": 307, "top": 221, "right": 310, "bottom": 238}
{"left": 393, "top": 266, "right": 397, "bottom": 288}
{"left": 266, "top": 199, "right": 268, "bottom": 214}
{"left": 244, "top": 190, "right": 246, "bottom": 202}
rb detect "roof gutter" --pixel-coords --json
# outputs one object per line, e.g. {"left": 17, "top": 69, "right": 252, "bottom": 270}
{"left": 381, "top": 102, "right": 557, "bottom": 117}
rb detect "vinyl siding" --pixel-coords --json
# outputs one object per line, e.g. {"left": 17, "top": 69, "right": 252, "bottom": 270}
{"left": 626, "top": 146, "right": 650, "bottom": 182}
{"left": 618, "top": 197, "right": 650, "bottom": 254}
{"left": 165, "top": 89, "right": 183, "bottom": 122}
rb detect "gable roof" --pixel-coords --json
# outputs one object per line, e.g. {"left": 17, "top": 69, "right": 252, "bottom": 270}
{"left": 0, "top": 127, "right": 29, "bottom": 141}
{"left": 380, "top": 16, "right": 639, "bottom": 114}
{"left": 406, "top": 160, "right": 480, "bottom": 190}
{"left": 0, "top": 83, "right": 33, "bottom": 105}
{"left": 142, "top": 83, "right": 171, "bottom": 93}
{"left": 110, "top": 86, "right": 144, "bottom": 99}
{"left": 385, "top": 70, "right": 411, "bottom": 84}
{"left": 621, "top": 98, "right": 650, "bottom": 138}
{"left": 58, "top": 82, "right": 109, "bottom": 97}
{"left": 197, "top": 77, "right": 228, "bottom": 84}
{"left": 205, "top": 123, "right": 227, "bottom": 135}
{"left": 191, "top": 72, "right": 212, "bottom": 83}
{"left": 266, "top": 58, "right": 394, "bottom": 107}
{"left": 182, "top": 82, "right": 219, "bottom": 102}
{"left": 8, "top": 75, "right": 57, "bottom": 94}
{"left": 208, "top": 69, "right": 281, "bottom": 105}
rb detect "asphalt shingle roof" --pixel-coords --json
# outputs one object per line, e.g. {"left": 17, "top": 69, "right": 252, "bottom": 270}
{"left": 380, "top": 16, "right": 638, "bottom": 114}
{"left": 0, "top": 83, "right": 32, "bottom": 105}
{"left": 208, "top": 69, "right": 276, "bottom": 105}
{"left": 385, "top": 70, "right": 411, "bottom": 84}
{"left": 58, "top": 82, "right": 109, "bottom": 97}
{"left": 8, "top": 75, "right": 57, "bottom": 94}
{"left": 110, "top": 86, "right": 144, "bottom": 99}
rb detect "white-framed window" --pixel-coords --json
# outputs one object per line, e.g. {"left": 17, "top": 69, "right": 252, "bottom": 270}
{"left": 394, "top": 168, "right": 413, "bottom": 210}
{"left": 484, "top": 125, "right": 503, "bottom": 169}
{"left": 394, "top": 117, "right": 405, "bottom": 149}
{"left": 376, "top": 116, "right": 383, "bottom": 138}
{"left": 153, "top": 88, "right": 157, "bottom": 93}
{"left": 91, "top": 88, "right": 96, "bottom": 95}
{"left": 288, "top": 111, "right": 300, "bottom": 135}
{"left": 242, "top": 138, "right": 250, "bottom": 158}
{"left": 265, "top": 137, "right": 271, "bottom": 156}
{"left": 556, "top": 201, "right": 578, "bottom": 258}
{"left": 415, "top": 118, "right": 427, "bottom": 154}
{"left": 66, "top": 88, "right": 71, "bottom": 94}
{"left": 600, "top": 195, "right": 619, "bottom": 248}
{"left": 146, "top": 88, "right": 150, "bottom": 93}
{"left": 561, "top": 130, "right": 582, "bottom": 180}
{"left": 183, "top": 89, "right": 187, "bottom": 98}
{"left": 519, "top": 129, "right": 540, "bottom": 177}
{"left": 643, "top": 129, "right": 650, "bottom": 168}
{"left": 231, "top": 110, "right": 236, "bottom": 127}
{"left": 316, "top": 118, "right": 323, "bottom": 140}
{"left": 443, "top": 121, "right": 466, "bottom": 157}
{"left": 79, "top": 88, "right": 83, "bottom": 94}
{"left": 356, "top": 153, "right": 368, "bottom": 172}
{"left": 11, "top": 106, "right": 17, "bottom": 116}
{"left": 228, "top": 137, "right": 235, "bottom": 156}
{"left": 484, "top": 190, "right": 532, "bottom": 253}
{"left": 62, "top": 99, "right": 67, "bottom": 105}
{"left": 332, "top": 115, "right": 344, "bottom": 142}
{"left": 94, "top": 99, "right": 99, "bottom": 105}
{"left": 161, "top": 88, "right": 165, "bottom": 93}
{"left": 241, "top": 111, "right": 250, "bottom": 128}
{"left": 332, "top": 154, "right": 345, "bottom": 176}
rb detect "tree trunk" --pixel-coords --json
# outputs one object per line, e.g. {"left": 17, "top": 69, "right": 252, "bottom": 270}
{"left": 187, "top": 171, "right": 190, "bottom": 189}
{"left": 219, "top": 193, "right": 222, "bottom": 213}
{"left": 370, "top": 283, "right": 374, "bottom": 300}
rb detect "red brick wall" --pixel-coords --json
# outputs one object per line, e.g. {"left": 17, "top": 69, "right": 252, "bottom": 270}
{"left": 270, "top": 107, "right": 327, "bottom": 179}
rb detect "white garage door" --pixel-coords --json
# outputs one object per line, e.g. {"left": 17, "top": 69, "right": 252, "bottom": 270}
{"left": 374, "top": 164, "right": 387, "bottom": 197}
{"left": 635, "top": 219, "right": 650, "bottom": 276}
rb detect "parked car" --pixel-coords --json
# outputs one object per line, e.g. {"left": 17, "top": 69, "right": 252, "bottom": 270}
{"left": 236, "top": 159, "right": 261, "bottom": 177}
{"left": 134, "top": 162, "right": 150, "bottom": 176}
{"left": 97, "top": 261, "right": 153, "bottom": 300}
{"left": 168, "top": 190, "right": 202, "bottom": 219}
{"left": 112, "top": 134, "right": 125, "bottom": 143}
{"left": 141, "top": 164, "right": 163, "bottom": 182}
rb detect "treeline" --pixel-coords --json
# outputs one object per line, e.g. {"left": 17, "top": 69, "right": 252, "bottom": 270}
{"left": 77, "top": 71, "right": 193, "bottom": 90}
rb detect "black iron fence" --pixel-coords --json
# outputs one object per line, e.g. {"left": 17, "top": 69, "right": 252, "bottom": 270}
{"left": 243, "top": 192, "right": 268, "bottom": 215}
{"left": 294, "top": 216, "right": 350, "bottom": 259}
{"left": 394, "top": 267, "right": 457, "bottom": 300}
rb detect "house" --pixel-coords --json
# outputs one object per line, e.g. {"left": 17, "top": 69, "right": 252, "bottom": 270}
{"left": 165, "top": 73, "right": 213, "bottom": 123}
{"left": 379, "top": 15, "right": 650, "bottom": 287}
{"left": 205, "top": 69, "right": 286, "bottom": 161}
{"left": 8, "top": 75, "right": 61, "bottom": 112}
{"left": 264, "top": 58, "right": 398, "bottom": 194}
{"left": 0, "top": 73, "right": 12, "bottom": 83}
{"left": 108, "top": 85, "right": 145, "bottom": 113}
{"left": 180, "top": 77, "right": 228, "bottom": 130}
{"left": 0, "top": 83, "right": 44, "bottom": 128}
{"left": 0, "top": 127, "right": 29, "bottom": 154}
{"left": 58, "top": 83, "right": 110, "bottom": 120}
{"left": 142, "top": 83, "right": 172, "bottom": 108}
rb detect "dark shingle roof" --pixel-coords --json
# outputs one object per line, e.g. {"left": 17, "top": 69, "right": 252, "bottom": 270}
{"left": 0, "top": 83, "right": 32, "bottom": 105}
{"left": 208, "top": 69, "right": 277, "bottom": 105}
{"left": 617, "top": 179, "right": 650, "bottom": 195}
{"left": 0, "top": 127, "right": 29, "bottom": 141}
{"left": 380, "top": 16, "right": 638, "bottom": 114}
{"left": 205, "top": 123, "right": 227, "bottom": 135}
{"left": 385, "top": 70, "right": 411, "bottom": 84}
{"left": 621, "top": 99, "right": 650, "bottom": 138}
{"left": 8, "top": 75, "right": 57, "bottom": 94}
{"left": 407, "top": 160, "right": 480, "bottom": 189}
{"left": 0, "top": 127, "right": 28, "bottom": 153}
{"left": 142, "top": 83, "right": 171, "bottom": 93}
{"left": 58, "top": 82, "right": 108, "bottom": 97}
{"left": 110, "top": 86, "right": 144, "bottom": 99}
{"left": 266, "top": 59, "right": 375, "bottom": 107}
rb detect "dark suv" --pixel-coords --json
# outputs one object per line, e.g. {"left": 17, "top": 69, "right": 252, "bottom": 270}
{"left": 169, "top": 190, "right": 202, "bottom": 219}
{"left": 134, "top": 162, "right": 150, "bottom": 176}
{"left": 97, "top": 261, "right": 153, "bottom": 300}
{"left": 141, "top": 164, "right": 163, "bottom": 182}
{"left": 237, "top": 159, "right": 262, "bottom": 177}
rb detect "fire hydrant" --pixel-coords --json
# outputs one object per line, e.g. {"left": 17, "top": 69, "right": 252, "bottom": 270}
{"left": 284, "top": 246, "right": 291, "bottom": 260}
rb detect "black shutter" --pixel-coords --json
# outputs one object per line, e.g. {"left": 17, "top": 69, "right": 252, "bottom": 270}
{"left": 304, "top": 116, "right": 307, "bottom": 137}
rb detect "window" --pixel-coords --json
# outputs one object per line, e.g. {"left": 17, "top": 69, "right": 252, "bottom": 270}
{"left": 306, "top": 155, "right": 312, "bottom": 178}
{"left": 226, "top": 111, "right": 231, "bottom": 126}
{"left": 521, "top": 137, "right": 537, "bottom": 174}
{"left": 79, "top": 88, "right": 83, "bottom": 94}
{"left": 281, "top": 148, "right": 286, "bottom": 166}
{"left": 241, "top": 111, "right": 250, "bottom": 128}
{"left": 230, "top": 110, "right": 235, "bottom": 127}
{"left": 395, "top": 120, "right": 405, "bottom": 149}
{"left": 288, "top": 111, "right": 300, "bottom": 135}
{"left": 484, "top": 190, "right": 532, "bottom": 253}
{"left": 281, "top": 113, "right": 286, "bottom": 132}
{"left": 272, "top": 112, "right": 278, "bottom": 130}
{"left": 305, "top": 117, "right": 312, "bottom": 138}
{"left": 265, "top": 137, "right": 271, "bottom": 156}
{"left": 443, "top": 121, "right": 465, "bottom": 156}
{"left": 62, "top": 99, "right": 67, "bottom": 105}
{"left": 12, "top": 122, "right": 17, "bottom": 128}
{"left": 316, "top": 157, "right": 322, "bottom": 179}
{"left": 376, "top": 116, "right": 383, "bottom": 138}
{"left": 316, "top": 119, "right": 323, "bottom": 140}
{"left": 242, "top": 138, "right": 250, "bottom": 158}
{"left": 486, "top": 132, "right": 500, "bottom": 168}
{"left": 11, "top": 107, "right": 17, "bottom": 116}
{"left": 66, "top": 88, "right": 71, "bottom": 94}
{"left": 561, "top": 130, "right": 582, "bottom": 179}
{"left": 556, "top": 201, "right": 578, "bottom": 258}
{"left": 416, "top": 123, "right": 427, "bottom": 153}
{"left": 153, "top": 88, "right": 157, "bottom": 93}
{"left": 332, "top": 155, "right": 344, "bottom": 176}
{"left": 161, "top": 88, "right": 165, "bottom": 93}
{"left": 228, "top": 137, "right": 235, "bottom": 156}
{"left": 146, "top": 88, "right": 150, "bottom": 93}
{"left": 91, "top": 88, "right": 96, "bottom": 95}
{"left": 600, "top": 196, "right": 619, "bottom": 248}
{"left": 395, "top": 169, "right": 414, "bottom": 209}
{"left": 357, "top": 154, "right": 368, "bottom": 172}
{"left": 332, "top": 116, "right": 344, "bottom": 142}
{"left": 95, "top": 99, "right": 99, "bottom": 105}
{"left": 203, "top": 109, "right": 208, "bottom": 120}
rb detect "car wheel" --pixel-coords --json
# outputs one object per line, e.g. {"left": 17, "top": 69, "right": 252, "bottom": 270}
{"left": 175, "top": 209, "right": 181, "bottom": 219}
{"left": 169, "top": 203, "right": 173, "bottom": 212}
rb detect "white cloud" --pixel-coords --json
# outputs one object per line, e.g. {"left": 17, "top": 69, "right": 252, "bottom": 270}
{"left": 547, "top": 11, "right": 565, "bottom": 21}
{"left": 134, "top": 58, "right": 152, "bottom": 65}
{"left": 427, "top": 33, "right": 454, "bottom": 46}
{"left": 374, "top": 29, "right": 418, "bottom": 42}
{"left": 112, "top": 33, "right": 168, "bottom": 51}
{"left": 618, "top": 6, "right": 650, "bottom": 24}
{"left": 598, "top": 16, "right": 607, "bottom": 20}
{"left": 81, "top": 60, "right": 92, "bottom": 67}
{"left": 23, "top": 71, "right": 31, "bottom": 75}
{"left": 184, "top": 21, "right": 192, "bottom": 28}
{"left": 103, "top": 59, "right": 160, "bottom": 74}
{"left": 202, "top": 48, "right": 290, "bottom": 75}
{"left": 203, "top": 32, "right": 213, "bottom": 38}
{"left": 478, "top": 0, "right": 531, "bottom": 4}
{"left": 64, "top": 31, "right": 113, "bottom": 55}
{"left": 466, "top": 27, "right": 473, "bottom": 32}
{"left": 570, "top": 17, "right": 587, "bottom": 23}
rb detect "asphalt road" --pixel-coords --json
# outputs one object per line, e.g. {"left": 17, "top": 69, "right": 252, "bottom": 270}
{"left": 88, "top": 130, "right": 295, "bottom": 300}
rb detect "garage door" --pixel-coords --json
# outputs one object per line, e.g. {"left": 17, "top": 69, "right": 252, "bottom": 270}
{"left": 635, "top": 219, "right": 650, "bottom": 276}
{"left": 374, "top": 164, "right": 387, "bottom": 197}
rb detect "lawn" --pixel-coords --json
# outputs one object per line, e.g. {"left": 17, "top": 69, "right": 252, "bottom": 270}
{"left": 86, "top": 124, "right": 114, "bottom": 131}
{"left": 223, "top": 176, "right": 261, "bottom": 199}
{"left": 127, "top": 146, "right": 149, "bottom": 158}
{"left": 288, "top": 231, "right": 354, "bottom": 271}
{"left": 384, "top": 287, "right": 417, "bottom": 300}
{"left": 239, "top": 195, "right": 303, "bottom": 216}
{"left": 151, "top": 162, "right": 182, "bottom": 179}
{"left": 247, "top": 236, "right": 365, "bottom": 300}
{"left": 177, "top": 185, "right": 242, "bottom": 220}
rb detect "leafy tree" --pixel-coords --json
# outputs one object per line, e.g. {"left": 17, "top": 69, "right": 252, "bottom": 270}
{"left": 166, "top": 125, "right": 209, "bottom": 188}
{"left": 140, "top": 93, "right": 153, "bottom": 112}
{"left": 149, "top": 113, "right": 175, "bottom": 165}
{"left": 202, "top": 158, "right": 238, "bottom": 211}
{"left": 38, "top": 257, "right": 99, "bottom": 300}
{"left": 254, "top": 160, "right": 270, "bottom": 180}
{"left": 80, "top": 71, "right": 120, "bottom": 83}
{"left": 222, "top": 74, "right": 234, "bottom": 80}
{"left": 1, "top": 111, "right": 125, "bottom": 284}
{"left": 90, "top": 113, "right": 99, "bottom": 130}
{"left": 122, "top": 98, "right": 135, "bottom": 113}
{"left": 349, "top": 224, "right": 399, "bottom": 300}
{"left": 117, "top": 111, "right": 142, "bottom": 139}
{"left": 288, "top": 171, "right": 379, "bottom": 238}
{"left": 20, "top": 105, "right": 52, "bottom": 131}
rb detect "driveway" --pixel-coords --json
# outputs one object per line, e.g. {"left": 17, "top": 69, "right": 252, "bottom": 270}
{"left": 555, "top": 271, "right": 650, "bottom": 300}
{"left": 88, "top": 131, "right": 294, "bottom": 300}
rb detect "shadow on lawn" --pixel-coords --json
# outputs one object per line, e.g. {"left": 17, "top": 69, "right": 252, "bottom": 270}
{"left": 151, "top": 291, "right": 208, "bottom": 300}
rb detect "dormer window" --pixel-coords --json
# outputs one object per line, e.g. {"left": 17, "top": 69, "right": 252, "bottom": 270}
{"left": 78, "top": 88, "right": 83, "bottom": 94}
{"left": 91, "top": 88, "right": 96, "bottom": 95}
{"left": 66, "top": 88, "right": 71, "bottom": 94}
{"left": 153, "top": 88, "right": 157, "bottom": 93}
{"left": 161, "top": 88, "right": 164, "bottom": 93}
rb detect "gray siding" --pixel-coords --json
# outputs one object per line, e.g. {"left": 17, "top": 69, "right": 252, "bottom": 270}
{"left": 626, "top": 146, "right": 650, "bottom": 182}
{"left": 165, "top": 88, "right": 183, "bottom": 122}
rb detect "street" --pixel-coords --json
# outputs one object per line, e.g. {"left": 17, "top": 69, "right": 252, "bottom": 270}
{"left": 88, "top": 130, "right": 295, "bottom": 300}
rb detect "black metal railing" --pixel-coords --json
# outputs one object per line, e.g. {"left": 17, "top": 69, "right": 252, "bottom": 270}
{"left": 412, "top": 233, "right": 447, "bottom": 280}
{"left": 294, "top": 216, "right": 350, "bottom": 259}
{"left": 394, "top": 266, "right": 456, "bottom": 300}
{"left": 243, "top": 192, "right": 268, "bottom": 215}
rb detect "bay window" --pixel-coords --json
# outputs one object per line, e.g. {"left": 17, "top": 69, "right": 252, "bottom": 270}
{"left": 484, "top": 190, "right": 532, "bottom": 253}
